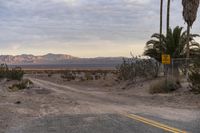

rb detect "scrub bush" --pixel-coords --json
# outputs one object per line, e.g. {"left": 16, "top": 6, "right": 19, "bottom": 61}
{"left": 0, "top": 64, "right": 24, "bottom": 81}
{"left": 149, "top": 78, "right": 180, "bottom": 94}
{"left": 117, "top": 57, "right": 160, "bottom": 81}
{"left": 188, "top": 59, "right": 200, "bottom": 94}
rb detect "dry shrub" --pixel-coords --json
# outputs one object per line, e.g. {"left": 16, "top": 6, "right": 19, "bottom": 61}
{"left": 149, "top": 78, "right": 181, "bottom": 94}
{"left": 9, "top": 79, "right": 33, "bottom": 92}
{"left": 85, "top": 72, "right": 93, "bottom": 80}
{"left": 61, "top": 71, "right": 76, "bottom": 81}
{"left": 0, "top": 64, "right": 24, "bottom": 81}
{"left": 117, "top": 57, "right": 160, "bottom": 81}
{"left": 188, "top": 58, "right": 200, "bottom": 94}
{"left": 8, "top": 67, "right": 24, "bottom": 81}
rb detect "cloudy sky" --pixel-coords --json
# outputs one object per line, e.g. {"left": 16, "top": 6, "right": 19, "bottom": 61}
{"left": 0, "top": 0, "right": 199, "bottom": 57}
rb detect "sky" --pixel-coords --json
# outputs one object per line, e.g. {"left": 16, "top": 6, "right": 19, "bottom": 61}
{"left": 0, "top": 0, "right": 199, "bottom": 57}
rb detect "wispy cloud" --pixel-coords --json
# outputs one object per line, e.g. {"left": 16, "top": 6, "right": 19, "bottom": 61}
{"left": 0, "top": 0, "right": 199, "bottom": 57}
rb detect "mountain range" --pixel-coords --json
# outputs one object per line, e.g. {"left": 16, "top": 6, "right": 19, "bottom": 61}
{"left": 0, "top": 53, "right": 124, "bottom": 68}
{"left": 0, "top": 53, "right": 78, "bottom": 64}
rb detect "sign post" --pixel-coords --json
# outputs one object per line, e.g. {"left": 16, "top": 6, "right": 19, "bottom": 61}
{"left": 162, "top": 54, "right": 171, "bottom": 85}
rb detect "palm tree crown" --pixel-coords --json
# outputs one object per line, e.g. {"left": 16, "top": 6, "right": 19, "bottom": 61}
{"left": 144, "top": 26, "right": 200, "bottom": 62}
{"left": 182, "top": 0, "right": 200, "bottom": 27}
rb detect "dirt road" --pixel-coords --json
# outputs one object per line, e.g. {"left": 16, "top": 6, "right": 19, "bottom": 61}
{"left": 1, "top": 78, "right": 200, "bottom": 133}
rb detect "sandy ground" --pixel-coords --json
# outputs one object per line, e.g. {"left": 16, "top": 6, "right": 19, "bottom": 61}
{"left": 0, "top": 74, "right": 200, "bottom": 133}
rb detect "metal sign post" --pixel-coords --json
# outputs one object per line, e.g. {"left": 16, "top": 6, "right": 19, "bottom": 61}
{"left": 162, "top": 54, "right": 171, "bottom": 86}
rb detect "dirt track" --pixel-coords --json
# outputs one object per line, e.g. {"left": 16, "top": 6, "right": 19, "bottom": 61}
{"left": 25, "top": 79, "right": 200, "bottom": 120}
{"left": 1, "top": 77, "right": 200, "bottom": 133}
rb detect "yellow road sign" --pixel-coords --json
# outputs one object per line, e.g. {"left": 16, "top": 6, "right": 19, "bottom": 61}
{"left": 162, "top": 54, "right": 171, "bottom": 64}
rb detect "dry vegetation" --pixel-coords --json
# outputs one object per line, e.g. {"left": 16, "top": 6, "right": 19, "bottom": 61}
{"left": 8, "top": 79, "right": 33, "bottom": 92}
{"left": 149, "top": 78, "right": 181, "bottom": 94}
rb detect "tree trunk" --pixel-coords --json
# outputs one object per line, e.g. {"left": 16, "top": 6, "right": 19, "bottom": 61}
{"left": 160, "top": 0, "right": 163, "bottom": 38}
{"left": 166, "top": 0, "right": 171, "bottom": 34}
{"left": 164, "top": 0, "right": 171, "bottom": 77}
{"left": 186, "top": 24, "right": 190, "bottom": 59}
{"left": 172, "top": 63, "right": 180, "bottom": 80}
{"left": 160, "top": 0, "right": 167, "bottom": 76}
{"left": 186, "top": 24, "right": 190, "bottom": 77}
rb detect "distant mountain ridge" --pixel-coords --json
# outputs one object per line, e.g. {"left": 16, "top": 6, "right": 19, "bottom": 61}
{"left": 0, "top": 53, "right": 78, "bottom": 64}
{"left": 0, "top": 53, "right": 124, "bottom": 66}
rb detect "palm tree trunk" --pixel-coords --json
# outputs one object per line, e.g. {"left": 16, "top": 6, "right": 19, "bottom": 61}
{"left": 186, "top": 24, "right": 190, "bottom": 77}
{"left": 160, "top": 0, "right": 163, "bottom": 53}
{"left": 160, "top": 0, "right": 163, "bottom": 38}
{"left": 165, "top": 0, "right": 171, "bottom": 77}
{"left": 186, "top": 24, "right": 190, "bottom": 59}
{"left": 166, "top": 0, "right": 171, "bottom": 34}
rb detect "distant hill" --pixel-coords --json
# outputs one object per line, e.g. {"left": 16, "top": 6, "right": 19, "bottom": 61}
{"left": 0, "top": 53, "right": 78, "bottom": 64}
{"left": 0, "top": 53, "right": 124, "bottom": 69}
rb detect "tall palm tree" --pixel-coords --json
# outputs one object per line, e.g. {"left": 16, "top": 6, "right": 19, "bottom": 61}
{"left": 182, "top": 0, "right": 200, "bottom": 59}
{"left": 166, "top": 0, "right": 171, "bottom": 35}
{"left": 144, "top": 26, "right": 200, "bottom": 76}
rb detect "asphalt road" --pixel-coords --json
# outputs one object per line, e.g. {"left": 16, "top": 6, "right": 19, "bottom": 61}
{"left": 5, "top": 114, "right": 184, "bottom": 133}
{"left": 6, "top": 113, "right": 200, "bottom": 133}
{"left": 4, "top": 78, "right": 200, "bottom": 133}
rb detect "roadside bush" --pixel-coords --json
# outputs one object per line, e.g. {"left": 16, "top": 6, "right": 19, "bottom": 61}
{"left": 8, "top": 67, "right": 24, "bottom": 81}
{"left": 117, "top": 57, "right": 160, "bottom": 81}
{"left": 0, "top": 64, "right": 9, "bottom": 78}
{"left": 47, "top": 73, "right": 52, "bottom": 77}
{"left": 188, "top": 59, "right": 200, "bottom": 94}
{"left": 94, "top": 74, "right": 101, "bottom": 80}
{"left": 61, "top": 71, "right": 76, "bottom": 81}
{"left": 0, "top": 64, "right": 24, "bottom": 81}
{"left": 85, "top": 72, "right": 93, "bottom": 80}
{"left": 9, "top": 79, "right": 33, "bottom": 92}
{"left": 149, "top": 79, "right": 180, "bottom": 94}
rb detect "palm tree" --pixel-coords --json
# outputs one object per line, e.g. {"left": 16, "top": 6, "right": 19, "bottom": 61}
{"left": 166, "top": 0, "right": 171, "bottom": 34}
{"left": 182, "top": 0, "right": 200, "bottom": 59}
{"left": 144, "top": 26, "right": 200, "bottom": 76}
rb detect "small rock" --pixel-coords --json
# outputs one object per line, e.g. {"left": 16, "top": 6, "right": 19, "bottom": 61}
{"left": 15, "top": 101, "right": 21, "bottom": 104}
